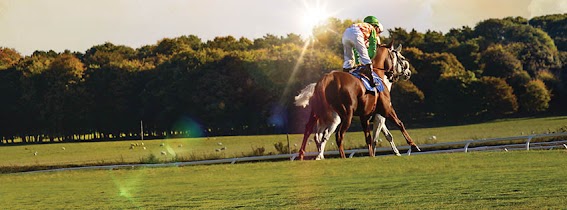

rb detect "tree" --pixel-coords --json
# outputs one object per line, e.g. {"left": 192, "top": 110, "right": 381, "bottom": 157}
{"left": 474, "top": 17, "right": 560, "bottom": 74}
{"left": 387, "top": 28, "right": 424, "bottom": 49}
{"left": 390, "top": 80, "right": 425, "bottom": 120}
{"left": 446, "top": 26, "right": 475, "bottom": 43}
{"left": 530, "top": 14, "right": 567, "bottom": 51}
{"left": 480, "top": 44, "right": 523, "bottom": 78}
{"left": 0, "top": 67, "right": 23, "bottom": 142}
{"left": 448, "top": 38, "right": 481, "bottom": 71}
{"left": 41, "top": 53, "right": 86, "bottom": 141}
{"left": 471, "top": 77, "right": 518, "bottom": 116}
{"left": 429, "top": 73, "right": 476, "bottom": 118}
{"left": 419, "top": 30, "right": 450, "bottom": 53}
{"left": 506, "top": 70, "right": 532, "bottom": 96}
{"left": 407, "top": 48, "right": 467, "bottom": 96}
{"left": 205, "top": 36, "right": 252, "bottom": 51}
{"left": 519, "top": 79, "right": 551, "bottom": 113}
{"left": 0, "top": 48, "right": 22, "bottom": 70}
{"left": 311, "top": 17, "right": 354, "bottom": 55}
{"left": 83, "top": 42, "right": 137, "bottom": 69}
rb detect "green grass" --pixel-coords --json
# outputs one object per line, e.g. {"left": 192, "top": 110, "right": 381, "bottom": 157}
{"left": 1, "top": 115, "right": 567, "bottom": 170}
{"left": 1, "top": 151, "right": 566, "bottom": 209}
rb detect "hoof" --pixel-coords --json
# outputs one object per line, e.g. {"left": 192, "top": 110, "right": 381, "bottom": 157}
{"left": 395, "top": 153, "right": 401, "bottom": 157}
{"left": 411, "top": 145, "right": 421, "bottom": 152}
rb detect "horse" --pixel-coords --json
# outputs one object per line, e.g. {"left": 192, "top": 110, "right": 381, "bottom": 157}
{"left": 372, "top": 44, "right": 412, "bottom": 156}
{"left": 294, "top": 41, "right": 420, "bottom": 160}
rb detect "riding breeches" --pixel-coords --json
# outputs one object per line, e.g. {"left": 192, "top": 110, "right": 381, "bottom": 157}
{"left": 342, "top": 26, "right": 372, "bottom": 69}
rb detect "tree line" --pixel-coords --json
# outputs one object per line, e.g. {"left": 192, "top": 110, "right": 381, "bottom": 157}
{"left": 0, "top": 14, "right": 565, "bottom": 144}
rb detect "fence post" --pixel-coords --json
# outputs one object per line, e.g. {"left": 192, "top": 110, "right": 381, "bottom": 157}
{"left": 290, "top": 154, "right": 297, "bottom": 161}
{"left": 526, "top": 135, "right": 534, "bottom": 151}
{"left": 349, "top": 151, "right": 357, "bottom": 158}
{"left": 464, "top": 141, "right": 472, "bottom": 153}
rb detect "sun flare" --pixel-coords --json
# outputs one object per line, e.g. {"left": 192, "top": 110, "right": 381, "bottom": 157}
{"left": 300, "top": 0, "right": 332, "bottom": 37}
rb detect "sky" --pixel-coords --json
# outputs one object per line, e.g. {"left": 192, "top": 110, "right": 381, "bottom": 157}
{"left": 0, "top": 0, "right": 565, "bottom": 55}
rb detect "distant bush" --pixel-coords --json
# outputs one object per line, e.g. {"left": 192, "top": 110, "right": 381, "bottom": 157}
{"left": 274, "top": 141, "right": 297, "bottom": 154}
{"left": 140, "top": 154, "right": 160, "bottom": 164}
{"left": 251, "top": 146, "right": 265, "bottom": 156}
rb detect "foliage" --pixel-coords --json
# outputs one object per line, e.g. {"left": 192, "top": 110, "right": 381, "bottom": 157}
{"left": 387, "top": 28, "right": 424, "bottom": 48}
{"left": 475, "top": 17, "right": 560, "bottom": 74}
{"left": 390, "top": 80, "right": 425, "bottom": 120}
{"left": 250, "top": 146, "right": 266, "bottom": 156}
{"left": 480, "top": 44, "right": 523, "bottom": 78}
{"left": 530, "top": 14, "right": 567, "bottom": 51}
{"left": 0, "top": 47, "right": 22, "bottom": 70}
{"left": 273, "top": 141, "right": 297, "bottom": 154}
{"left": 471, "top": 76, "right": 518, "bottom": 116}
{"left": 140, "top": 153, "right": 160, "bottom": 164}
{"left": 409, "top": 49, "right": 467, "bottom": 97}
{"left": 311, "top": 17, "right": 354, "bottom": 55}
{"left": 1, "top": 14, "right": 566, "bottom": 142}
{"left": 519, "top": 79, "right": 551, "bottom": 113}
{"left": 429, "top": 73, "right": 475, "bottom": 118}
{"left": 447, "top": 38, "right": 481, "bottom": 71}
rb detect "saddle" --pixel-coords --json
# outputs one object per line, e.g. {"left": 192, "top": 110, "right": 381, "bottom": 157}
{"left": 349, "top": 66, "right": 384, "bottom": 93}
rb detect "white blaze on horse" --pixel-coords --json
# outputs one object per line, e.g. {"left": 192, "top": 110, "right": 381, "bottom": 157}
{"left": 294, "top": 41, "right": 420, "bottom": 160}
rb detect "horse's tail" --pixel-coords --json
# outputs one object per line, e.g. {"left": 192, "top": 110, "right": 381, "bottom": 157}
{"left": 294, "top": 83, "right": 316, "bottom": 108}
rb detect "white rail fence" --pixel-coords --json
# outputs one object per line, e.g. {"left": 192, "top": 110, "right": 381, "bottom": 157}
{"left": 22, "top": 132, "right": 567, "bottom": 174}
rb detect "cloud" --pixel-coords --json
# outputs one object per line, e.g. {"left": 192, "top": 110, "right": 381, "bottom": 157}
{"left": 1, "top": 0, "right": 564, "bottom": 55}
{"left": 528, "top": 0, "right": 567, "bottom": 18}
{"left": 428, "top": 0, "right": 532, "bottom": 31}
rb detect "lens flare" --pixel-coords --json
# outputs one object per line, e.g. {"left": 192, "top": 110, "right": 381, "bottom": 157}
{"left": 171, "top": 116, "right": 204, "bottom": 138}
{"left": 110, "top": 169, "right": 146, "bottom": 208}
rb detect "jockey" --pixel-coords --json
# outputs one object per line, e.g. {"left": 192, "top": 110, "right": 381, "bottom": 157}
{"left": 342, "top": 16, "right": 384, "bottom": 87}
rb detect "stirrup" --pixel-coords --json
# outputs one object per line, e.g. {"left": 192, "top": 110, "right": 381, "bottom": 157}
{"left": 362, "top": 74, "right": 376, "bottom": 88}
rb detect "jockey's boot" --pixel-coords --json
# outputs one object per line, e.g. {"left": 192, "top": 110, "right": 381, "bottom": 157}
{"left": 362, "top": 64, "right": 375, "bottom": 87}
{"left": 342, "top": 67, "right": 352, "bottom": 72}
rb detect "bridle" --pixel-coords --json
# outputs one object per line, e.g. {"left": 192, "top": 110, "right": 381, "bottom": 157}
{"left": 374, "top": 46, "right": 411, "bottom": 82}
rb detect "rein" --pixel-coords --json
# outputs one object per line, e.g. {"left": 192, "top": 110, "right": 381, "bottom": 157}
{"left": 373, "top": 48, "right": 397, "bottom": 72}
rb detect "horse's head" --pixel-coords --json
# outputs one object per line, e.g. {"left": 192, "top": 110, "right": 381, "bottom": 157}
{"left": 390, "top": 44, "right": 411, "bottom": 82}
{"left": 374, "top": 40, "right": 412, "bottom": 82}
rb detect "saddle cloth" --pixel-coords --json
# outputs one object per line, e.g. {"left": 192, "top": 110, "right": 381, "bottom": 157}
{"left": 349, "top": 67, "right": 384, "bottom": 93}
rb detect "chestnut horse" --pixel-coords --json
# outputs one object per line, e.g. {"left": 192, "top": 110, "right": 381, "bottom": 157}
{"left": 294, "top": 41, "right": 420, "bottom": 160}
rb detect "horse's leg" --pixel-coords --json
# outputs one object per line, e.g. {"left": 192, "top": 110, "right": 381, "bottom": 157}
{"left": 316, "top": 113, "right": 340, "bottom": 160}
{"left": 314, "top": 124, "right": 326, "bottom": 160}
{"left": 336, "top": 110, "right": 354, "bottom": 158}
{"left": 372, "top": 114, "right": 384, "bottom": 144}
{"left": 384, "top": 108, "right": 421, "bottom": 152}
{"left": 373, "top": 114, "right": 401, "bottom": 156}
{"left": 299, "top": 112, "right": 317, "bottom": 160}
{"left": 382, "top": 127, "right": 401, "bottom": 156}
{"left": 314, "top": 129, "right": 325, "bottom": 160}
{"left": 361, "top": 115, "right": 374, "bottom": 157}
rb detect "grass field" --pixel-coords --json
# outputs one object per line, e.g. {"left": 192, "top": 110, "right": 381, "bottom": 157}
{"left": 1, "top": 151, "right": 566, "bottom": 209}
{"left": 1, "top": 116, "right": 567, "bottom": 170}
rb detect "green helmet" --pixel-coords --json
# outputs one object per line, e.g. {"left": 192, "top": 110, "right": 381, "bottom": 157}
{"left": 364, "top": 16, "right": 383, "bottom": 32}
{"left": 363, "top": 16, "right": 379, "bottom": 25}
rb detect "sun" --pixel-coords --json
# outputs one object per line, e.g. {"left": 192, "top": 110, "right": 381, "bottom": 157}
{"left": 300, "top": 0, "right": 331, "bottom": 37}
